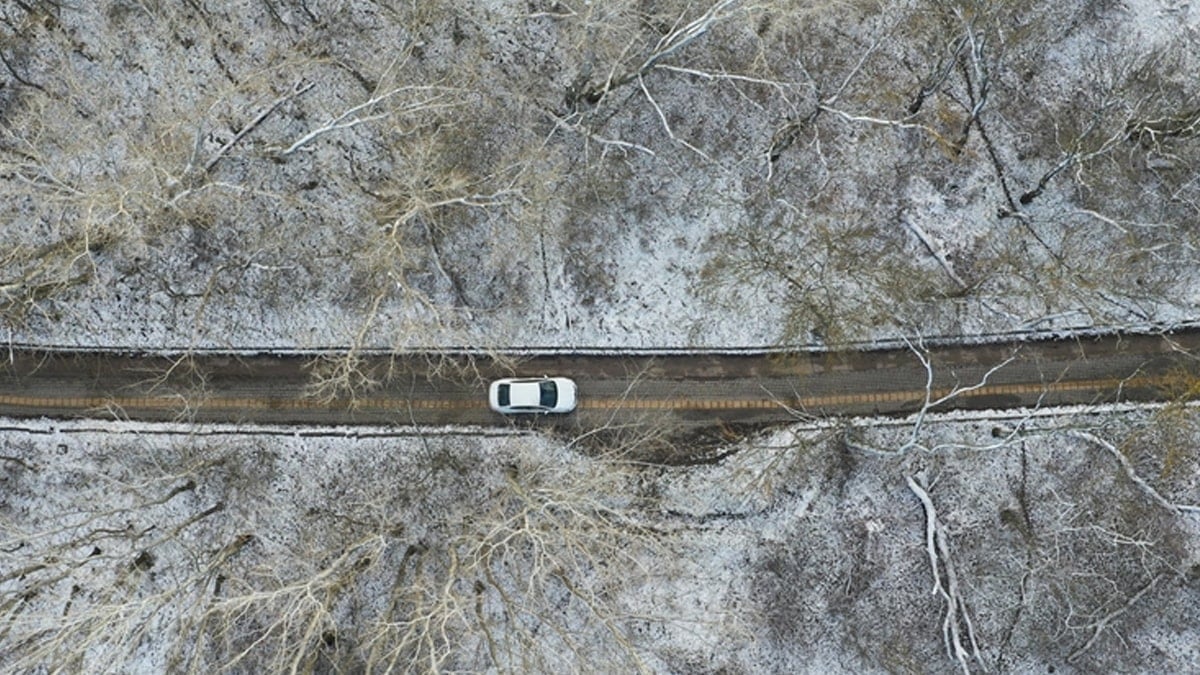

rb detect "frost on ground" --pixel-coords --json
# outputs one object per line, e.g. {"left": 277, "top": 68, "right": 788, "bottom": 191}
{"left": 3, "top": 403, "right": 1198, "bottom": 673}
{"left": 4, "top": 1, "right": 1200, "bottom": 673}
{"left": 2, "top": 0, "right": 1199, "bottom": 350}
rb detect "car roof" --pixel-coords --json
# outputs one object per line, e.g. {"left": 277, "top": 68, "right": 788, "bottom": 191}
{"left": 506, "top": 381, "right": 545, "bottom": 408}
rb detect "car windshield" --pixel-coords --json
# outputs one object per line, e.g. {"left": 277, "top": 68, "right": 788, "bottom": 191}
{"left": 497, "top": 384, "right": 510, "bottom": 407}
{"left": 539, "top": 381, "right": 557, "bottom": 407}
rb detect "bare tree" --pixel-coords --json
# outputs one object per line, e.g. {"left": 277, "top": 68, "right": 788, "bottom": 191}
{"left": 0, "top": 427, "right": 676, "bottom": 673}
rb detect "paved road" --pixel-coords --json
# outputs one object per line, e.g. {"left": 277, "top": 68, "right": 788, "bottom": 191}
{"left": 2, "top": 332, "right": 1198, "bottom": 429}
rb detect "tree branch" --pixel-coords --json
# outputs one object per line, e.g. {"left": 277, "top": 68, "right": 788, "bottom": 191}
{"left": 907, "top": 474, "right": 983, "bottom": 674}
{"left": 1068, "top": 430, "right": 1200, "bottom": 516}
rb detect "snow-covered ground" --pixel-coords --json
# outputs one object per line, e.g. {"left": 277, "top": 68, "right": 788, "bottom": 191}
{"left": 2, "top": 405, "right": 1198, "bottom": 673}
{"left": 3, "top": 0, "right": 1198, "bottom": 350}
{"left": 3, "top": 0, "right": 1200, "bottom": 672}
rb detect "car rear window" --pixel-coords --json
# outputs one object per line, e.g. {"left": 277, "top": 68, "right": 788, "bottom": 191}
{"left": 497, "top": 384, "right": 510, "bottom": 407}
{"left": 539, "top": 381, "right": 557, "bottom": 407}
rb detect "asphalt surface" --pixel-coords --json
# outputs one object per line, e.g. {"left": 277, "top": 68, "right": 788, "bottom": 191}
{"left": 2, "top": 331, "right": 1198, "bottom": 430}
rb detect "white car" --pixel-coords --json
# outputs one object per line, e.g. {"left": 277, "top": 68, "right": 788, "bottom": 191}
{"left": 488, "top": 377, "right": 577, "bottom": 414}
